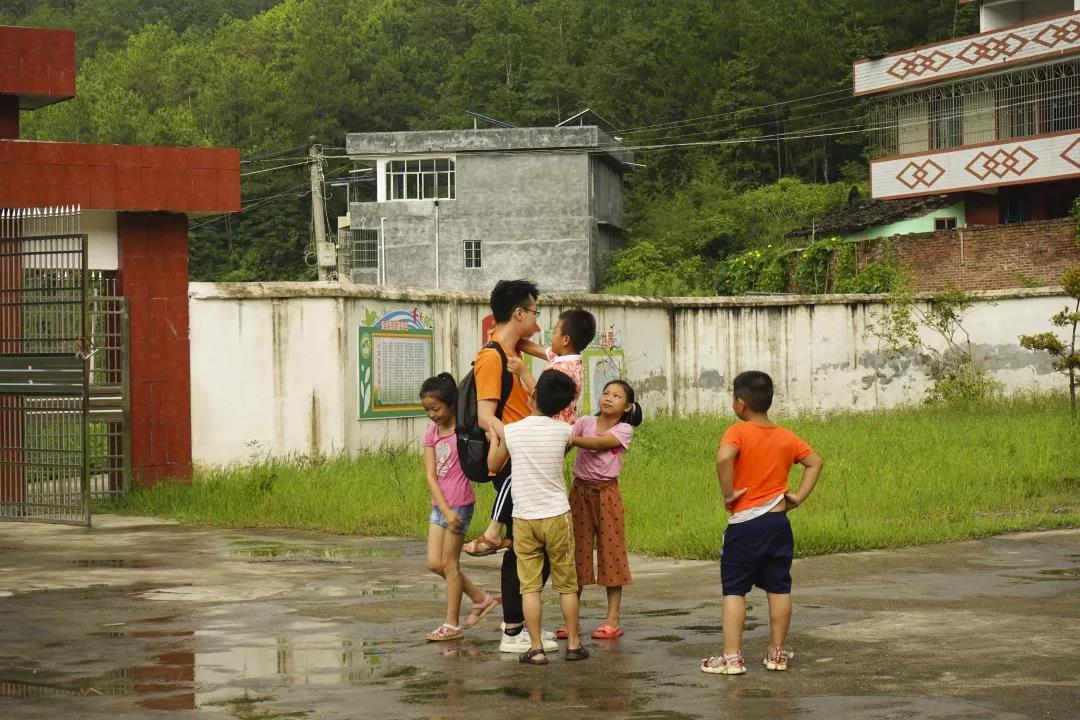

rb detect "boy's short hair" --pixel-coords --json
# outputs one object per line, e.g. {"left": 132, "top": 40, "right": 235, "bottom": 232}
{"left": 558, "top": 308, "right": 596, "bottom": 353}
{"left": 535, "top": 369, "right": 576, "bottom": 417}
{"left": 490, "top": 279, "right": 539, "bottom": 323}
{"left": 733, "top": 371, "right": 773, "bottom": 412}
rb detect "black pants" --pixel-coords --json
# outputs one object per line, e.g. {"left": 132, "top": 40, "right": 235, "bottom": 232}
{"left": 491, "top": 465, "right": 549, "bottom": 625}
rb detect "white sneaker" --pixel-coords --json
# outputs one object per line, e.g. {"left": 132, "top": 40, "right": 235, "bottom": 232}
{"left": 499, "top": 623, "right": 558, "bottom": 653}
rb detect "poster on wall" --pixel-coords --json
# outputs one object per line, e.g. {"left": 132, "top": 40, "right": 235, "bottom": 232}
{"left": 581, "top": 326, "right": 625, "bottom": 415}
{"left": 358, "top": 308, "right": 434, "bottom": 420}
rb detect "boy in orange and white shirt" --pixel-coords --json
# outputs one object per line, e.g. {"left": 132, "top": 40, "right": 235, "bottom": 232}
{"left": 701, "top": 371, "right": 824, "bottom": 676}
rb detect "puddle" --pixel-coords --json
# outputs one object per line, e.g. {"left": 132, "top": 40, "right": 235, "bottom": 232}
{"left": 1037, "top": 567, "right": 1080, "bottom": 579}
{"left": 70, "top": 558, "right": 153, "bottom": 569}
{"left": 641, "top": 635, "right": 683, "bottom": 643}
{"left": 229, "top": 542, "right": 401, "bottom": 562}
{"left": 675, "top": 621, "right": 762, "bottom": 634}
{"left": 726, "top": 687, "right": 784, "bottom": 700}
{"left": 633, "top": 608, "right": 692, "bottom": 617}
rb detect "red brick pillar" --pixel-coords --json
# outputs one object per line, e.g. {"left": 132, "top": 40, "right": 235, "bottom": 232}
{"left": 117, "top": 212, "right": 192, "bottom": 484}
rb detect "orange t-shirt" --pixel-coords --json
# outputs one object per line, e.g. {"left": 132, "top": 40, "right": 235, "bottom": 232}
{"left": 720, "top": 422, "right": 813, "bottom": 514}
{"left": 473, "top": 334, "right": 530, "bottom": 424}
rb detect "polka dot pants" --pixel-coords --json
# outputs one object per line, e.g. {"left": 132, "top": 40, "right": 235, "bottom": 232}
{"left": 569, "top": 479, "right": 632, "bottom": 587}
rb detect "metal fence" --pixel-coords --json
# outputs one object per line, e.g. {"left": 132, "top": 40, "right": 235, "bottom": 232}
{"left": 0, "top": 207, "right": 130, "bottom": 525}
{"left": 868, "top": 58, "right": 1080, "bottom": 157}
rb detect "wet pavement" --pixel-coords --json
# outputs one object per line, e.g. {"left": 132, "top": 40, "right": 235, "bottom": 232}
{"left": 0, "top": 516, "right": 1077, "bottom": 719}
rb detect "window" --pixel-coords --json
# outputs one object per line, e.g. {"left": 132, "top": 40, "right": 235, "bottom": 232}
{"left": 930, "top": 94, "right": 963, "bottom": 149}
{"left": 464, "top": 240, "right": 482, "bottom": 269}
{"left": 934, "top": 217, "right": 957, "bottom": 231}
{"left": 348, "top": 228, "right": 379, "bottom": 268}
{"left": 1004, "top": 197, "right": 1032, "bottom": 224}
{"left": 385, "top": 158, "right": 455, "bottom": 200}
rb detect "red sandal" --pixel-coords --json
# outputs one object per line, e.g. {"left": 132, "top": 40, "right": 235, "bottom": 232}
{"left": 591, "top": 624, "right": 623, "bottom": 639}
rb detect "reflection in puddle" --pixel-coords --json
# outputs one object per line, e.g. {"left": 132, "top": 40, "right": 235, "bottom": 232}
{"left": 229, "top": 542, "right": 401, "bottom": 562}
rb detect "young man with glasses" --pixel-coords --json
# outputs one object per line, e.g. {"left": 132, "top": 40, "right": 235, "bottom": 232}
{"left": 467, "top": 279, "right": 561, "bottom": 652}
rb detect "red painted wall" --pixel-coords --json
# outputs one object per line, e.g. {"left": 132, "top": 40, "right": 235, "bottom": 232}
{"left": 0, "top": 25, "right": 75, "bottom": 103}
{"left": 118, "top": 213, "right": 192, "bottom": 483}
{"left": 0, "top": 140, "right": 240, "bottom": 213}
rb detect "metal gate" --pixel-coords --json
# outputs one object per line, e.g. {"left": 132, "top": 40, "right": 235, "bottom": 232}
{"left": 0, "top": 207, "right": 101, "bottom": 525}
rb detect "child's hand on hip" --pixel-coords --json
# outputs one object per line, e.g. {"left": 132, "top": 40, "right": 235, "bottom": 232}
{"left": 723, "top": 487, "right": 747, "bottom": 512}
{"left": 783, "top": 492, "right": 802, "bottom": 510}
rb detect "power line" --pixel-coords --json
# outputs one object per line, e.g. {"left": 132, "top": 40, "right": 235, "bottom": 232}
{"left": 240, "top": 159, "right": 312, "bottom": 177}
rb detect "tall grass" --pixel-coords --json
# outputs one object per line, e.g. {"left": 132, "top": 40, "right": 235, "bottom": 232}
{"left": 110, "top": 395, "right": 1080, "bottom": 559}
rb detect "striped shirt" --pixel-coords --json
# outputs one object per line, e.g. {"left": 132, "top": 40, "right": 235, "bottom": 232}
{"left": 504, "top": 415, "right": 573, "bottom": 520}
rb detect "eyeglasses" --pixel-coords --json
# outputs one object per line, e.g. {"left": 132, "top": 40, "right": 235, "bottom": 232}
{"left": 517, "top": 306, "right": 541, "bottom": 318}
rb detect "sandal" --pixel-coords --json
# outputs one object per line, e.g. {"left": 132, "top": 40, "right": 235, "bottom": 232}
{"left": 565, "top": 646, "right": 590, "bottom": 661}
{"left": 461, "top": 593, "right": 500, "bottom": 629}
{"left": 463, "top": 535, "right": 512, "bottom": 557}
{"left": 590, "top": 624, "right": 623, "bottom": 640}
{"left": 554, "top": 626, "right": 568, "bottom": 639}
{"left": 518, "top": 648, "right": 548, "bottom": 665}
{"left": 426, "top": 623, "right": 463, "bottom": 642}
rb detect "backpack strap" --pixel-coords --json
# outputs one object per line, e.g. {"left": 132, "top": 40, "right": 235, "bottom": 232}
{"left": 482, "top": 340, "right": 514, "bottom": 420}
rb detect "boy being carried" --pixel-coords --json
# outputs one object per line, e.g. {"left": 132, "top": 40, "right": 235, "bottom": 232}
{"left": 487, "top": 369, "right": 589, "bottom": 665}
{"left": 466, "top": 308, "right": 596, "bottom": 557}
{"left": 702, "top": 371, "right": 824, "bottom": 676}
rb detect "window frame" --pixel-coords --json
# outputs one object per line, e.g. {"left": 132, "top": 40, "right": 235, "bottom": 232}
{"left": 933, "top": 217, "right": 958, "bottom": 231}
{"left": 384, "top": 157, "right": 456, "bottom": 202}
{"left": 463, "top": 240, "right": 482, "bottom": 270}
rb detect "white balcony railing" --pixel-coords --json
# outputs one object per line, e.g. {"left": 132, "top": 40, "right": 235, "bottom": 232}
{"left": 870, "top": 129, "right": 1080, "bottom": 199}
{"left": 854, "top": 11, "right": 1080, "bottom": 96}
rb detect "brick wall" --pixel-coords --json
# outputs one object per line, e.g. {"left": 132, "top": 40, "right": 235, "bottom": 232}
{"left": 854, "top": 218, "right": 1080, "bottom": 291}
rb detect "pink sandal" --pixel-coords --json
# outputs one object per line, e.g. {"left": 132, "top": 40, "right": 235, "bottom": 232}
{"left": 426, "top": 623, "right": 463, "bottom": 642}
{"left": 462, "top": 593, "right": 500, "bottom": 629}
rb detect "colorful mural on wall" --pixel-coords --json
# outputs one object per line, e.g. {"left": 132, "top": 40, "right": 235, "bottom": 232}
{"left": 358, "top": 308, "right": 433, "bottom": 420}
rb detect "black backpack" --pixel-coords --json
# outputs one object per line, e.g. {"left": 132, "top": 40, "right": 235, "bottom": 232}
{"left": 456, "top": 341, "right": 514, "bottom": 483}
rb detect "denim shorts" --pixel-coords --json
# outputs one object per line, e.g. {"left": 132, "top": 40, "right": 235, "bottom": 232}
{"left": 429, "top": 504, "right": 475, "bottom": 535}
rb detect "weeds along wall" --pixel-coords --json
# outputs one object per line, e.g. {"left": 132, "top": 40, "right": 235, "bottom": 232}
{"left": 188, "top": 283, "right": 1068, "bottom": 465}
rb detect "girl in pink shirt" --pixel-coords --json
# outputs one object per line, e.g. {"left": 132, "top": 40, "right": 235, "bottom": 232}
{"left": 558, "top": 379, "right": 643, "bottom": 641}
{"left": 420, "top": 373, "right": 499, "bottom": 642}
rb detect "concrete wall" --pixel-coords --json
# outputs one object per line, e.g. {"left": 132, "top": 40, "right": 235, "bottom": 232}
{"left": 350, "top": 151, "right": 599, "bottom": 292}
{"left": 189, "top": 283, "right": 1070, "bottom": 466}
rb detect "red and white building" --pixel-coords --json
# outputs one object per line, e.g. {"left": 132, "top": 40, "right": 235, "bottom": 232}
{"left": 856, "top": 0, "right": 1080, "bottom": 224}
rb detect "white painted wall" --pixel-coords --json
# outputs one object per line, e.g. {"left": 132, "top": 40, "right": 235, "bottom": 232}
{"left": 189, "top": 284, "right": 1069, "bottom": 466}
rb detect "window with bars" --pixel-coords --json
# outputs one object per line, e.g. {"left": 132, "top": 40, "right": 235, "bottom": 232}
{"left": 869, "top": 60, "right": 1080, "bottom": 156}
{"left": 930, "top": 93, "right": 963, "bottom": 150}
{"left": 386, "top": 158, "right": 455, "bottom": 201}
{"left": 464, "top": 240, "right": 482, "bottom": 269}
{"left": 348, "top": 228, "right": 379, "bottom": 269}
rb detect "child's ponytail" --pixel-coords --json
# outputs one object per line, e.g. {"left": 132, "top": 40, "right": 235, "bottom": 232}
{"left": 602, "top": 379, "right": 643, "bottom": 427}
{"left": 420, "top": 372, "right": 458, "bottom": 407}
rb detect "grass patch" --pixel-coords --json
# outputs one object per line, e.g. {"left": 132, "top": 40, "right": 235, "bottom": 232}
{"left": 107, "top": 395, "right": 1080, "bottom": 559}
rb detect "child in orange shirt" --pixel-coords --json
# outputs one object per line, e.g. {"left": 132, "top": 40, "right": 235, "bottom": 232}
{"left": 701, "top": 371, "right": 824, "bottom": 676}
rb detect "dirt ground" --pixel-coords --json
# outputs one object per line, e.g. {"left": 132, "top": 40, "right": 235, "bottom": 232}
{"left": 0, "top": 516, "right": 1077, "bottom": 719}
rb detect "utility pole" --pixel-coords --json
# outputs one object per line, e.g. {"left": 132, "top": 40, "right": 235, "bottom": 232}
{"left": 309, "top": 139, "right": 331, "bottom": 281}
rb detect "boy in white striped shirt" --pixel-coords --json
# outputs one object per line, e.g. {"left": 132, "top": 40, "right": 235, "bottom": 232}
{"left": 487, "top": 369, "right": 588, "bottom": 665}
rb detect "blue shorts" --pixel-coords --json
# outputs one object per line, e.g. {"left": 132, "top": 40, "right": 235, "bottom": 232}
{"left": 429, "top": 504, "right": 475, "bottom": 535}
{"left": 720, "top": 511, "right": 794, "bottom": 596}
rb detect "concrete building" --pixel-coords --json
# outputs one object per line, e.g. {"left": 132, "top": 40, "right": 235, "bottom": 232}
{"left": 343, "top": 121, "right": 631, "bottom": 292}
{"left": 855, "top": 0, "right": 1080, "bottom": 222}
